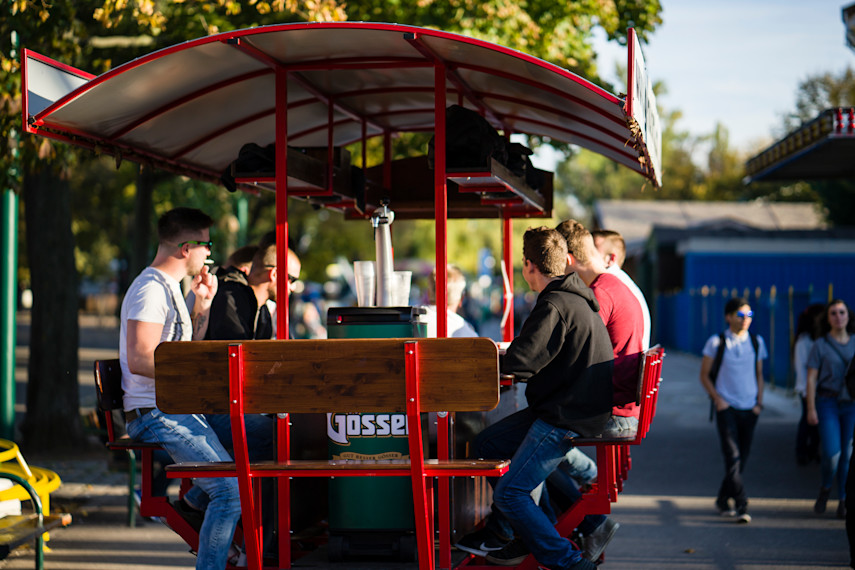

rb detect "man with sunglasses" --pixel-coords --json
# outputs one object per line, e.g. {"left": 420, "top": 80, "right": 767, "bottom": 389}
{"left": 700, "top": 297, "right": 767, "bottom": 524}
{"left": 206, "top": 242, "right": 301, "bottom": 340}
{"left": 200, "top": 239, "right": 301, "bottom": 563}
{"left": 120, "top": 207, "right": 242, "bottom": 569}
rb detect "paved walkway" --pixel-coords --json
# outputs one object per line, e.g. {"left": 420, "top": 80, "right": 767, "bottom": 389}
{"left": 2, "top": 314, "right": 850, "bottom": 568}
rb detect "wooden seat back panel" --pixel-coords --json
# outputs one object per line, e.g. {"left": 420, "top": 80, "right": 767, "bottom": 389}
{"left": 155, "top": 337, "right": 500, "bottom": 415}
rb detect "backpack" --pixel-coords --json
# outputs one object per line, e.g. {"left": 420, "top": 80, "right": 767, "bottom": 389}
{"left": 708, "top": 331, "right": 759, "bottom": 421}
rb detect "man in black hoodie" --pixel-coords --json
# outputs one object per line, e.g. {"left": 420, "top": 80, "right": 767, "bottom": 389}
{"left": 464, "top": 227, "right": 613, "bottom": 570}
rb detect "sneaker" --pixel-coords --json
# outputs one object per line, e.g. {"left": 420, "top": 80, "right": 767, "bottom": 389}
{"left": 736, "top": 506, "right": 751, "bottom": 524}
{"left": 716, "top": 499, "right": 736, "bottom": 517}
{"left": 484, "top": 538, "right": 530, "bottom": 566}
{"left": 815, "top": 487, "right": 831, "bottom": 514}
{"left": 838, "top": 500, "right": 847, "bottom": 519}
{"left": 580, "top": 517, "right": 619, "bottom": 561}
{"left": 172, "top": 498, "right": 204, "bottom": 532}
{"left": 455, "top": 526, "right": 510, "bottom": 557}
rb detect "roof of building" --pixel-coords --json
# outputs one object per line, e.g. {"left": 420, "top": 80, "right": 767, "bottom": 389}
{"left": 593, "top": 199, "right": 826, "bottom": 253}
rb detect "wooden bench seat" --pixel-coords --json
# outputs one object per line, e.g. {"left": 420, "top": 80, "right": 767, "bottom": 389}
{"left": 0, "top": 471, "right": 71, "bottom": 570}
{"left": 154, "top": 337, "right": 507, "bottom": 570}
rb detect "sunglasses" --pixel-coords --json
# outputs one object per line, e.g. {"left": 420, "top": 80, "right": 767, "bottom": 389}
{"left": 736, "top": 310, "right": 754, "bottom": 318}
{"left": 179, "top": 240, "right": 213, "bottom": 249}
{"left": 265, "top": 265, "right": 299, "bottom": 285}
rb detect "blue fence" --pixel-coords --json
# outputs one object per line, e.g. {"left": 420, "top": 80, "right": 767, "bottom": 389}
{"left": 656, "top": 285, "right": 837, "bottom": 389}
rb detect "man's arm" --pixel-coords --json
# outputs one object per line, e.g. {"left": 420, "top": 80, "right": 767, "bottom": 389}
{"left": 502, "top": 300, "right": 566, "bottom": 380}
{"left": 126, "top": 319, "right": 164, "bottom": 379}
{"left": 699, "top": 354, "right": 729, "bottom": 411}
{"left": 754, "top": 358, "right": 764, "bottom": 413}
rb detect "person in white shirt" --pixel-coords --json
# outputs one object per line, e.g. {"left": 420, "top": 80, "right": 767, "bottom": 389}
{"left": 423, "top": 264, "right": 478, "bottom": 338}
{"left": 699, "top": 297, "right": 767, "bottom": 524}
{"left": 591, "top": 230, "right": 651, "bottom": 350}
{"left": 121, "top": 207, "right": 241, "bottom": 569}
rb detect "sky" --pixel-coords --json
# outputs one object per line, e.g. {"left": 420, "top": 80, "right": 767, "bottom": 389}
{"left": 593, "top": 0, "right": 855, "bottom": 155}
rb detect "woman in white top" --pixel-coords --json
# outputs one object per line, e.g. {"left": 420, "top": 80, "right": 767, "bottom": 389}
{"left": 794, "top": 304, "right": 825, "bottom": 465}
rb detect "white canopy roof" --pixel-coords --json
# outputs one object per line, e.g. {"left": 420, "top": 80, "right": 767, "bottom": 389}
{"left": 24, "top": 22, "right": 660, "bottom": 192}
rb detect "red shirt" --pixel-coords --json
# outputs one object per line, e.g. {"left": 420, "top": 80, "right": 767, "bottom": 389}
{"left": 590, "top": 273, "right": 645, "bottom": 417}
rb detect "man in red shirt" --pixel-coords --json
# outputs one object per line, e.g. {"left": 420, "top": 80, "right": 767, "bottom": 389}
{"left": 556, "top": 220, "right": 645, "bottom": 433}
{"left": 545, "top": 220, "right": 645, "bottom": 561}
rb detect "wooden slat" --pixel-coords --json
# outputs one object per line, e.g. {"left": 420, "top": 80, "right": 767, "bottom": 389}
{"left": 165, "top": 459, "right": 510, "bottom": 482}
{"left": 0, "top": 513, "right": 71, "bottom": 558}
{"left": 155, "top": 337, "right": 500, "bottom": 415}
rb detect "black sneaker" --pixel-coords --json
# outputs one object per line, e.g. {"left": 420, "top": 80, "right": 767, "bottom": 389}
{"left": 815, "top": 487, "right": 831, "bottom": 514}
{"left": 580, "top": 517, "right": 619, "bottom": 561}
{"left": 485, "top": 538, "right": 530, "bottom": 566}
{"left": 455, "top": 526, "right": 510, "bottom": 557}
{"left": 716, "top": 498, "right": 736, "bottom": 517}
{"left": 736, "top": 505, "right": 751, "bottom": 524}
{"left": 172, "top": 498, "right": 204, "bottom": 532}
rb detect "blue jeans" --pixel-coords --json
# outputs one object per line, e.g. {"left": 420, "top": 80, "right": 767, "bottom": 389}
{"left": 816, "top": 397, "right": 855, "bottom": 498}
{"left": 715, "top": 406, "right": 758, "bottom": 509}
{"left": 477, "top": 409, "right": 583, "bottom": 568}
{"left": 128, "top": 410, "right": 242, "bottom": 570}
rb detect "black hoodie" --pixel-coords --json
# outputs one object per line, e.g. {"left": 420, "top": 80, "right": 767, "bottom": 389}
{"left": 206, "top": 266, "right": 272, "bottom": 340}
{"left": 502, "top": 272, "right": 614, "bottom": 437}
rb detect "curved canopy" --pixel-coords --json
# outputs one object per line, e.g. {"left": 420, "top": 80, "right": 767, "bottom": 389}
{"left": 24, "top": 22, "right": 660, "bottom": 195}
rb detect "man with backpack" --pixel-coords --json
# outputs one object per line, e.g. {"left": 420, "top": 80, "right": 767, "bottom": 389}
{"left": 699, "top": 297, "right": 767, "bottom": 524}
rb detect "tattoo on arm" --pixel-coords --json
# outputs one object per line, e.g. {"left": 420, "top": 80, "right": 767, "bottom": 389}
{"left": 193, "top": 313, "right": 209, "bottom": 340}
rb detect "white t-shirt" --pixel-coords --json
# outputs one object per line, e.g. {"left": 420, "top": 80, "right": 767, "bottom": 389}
{"left": 703, "top": 329, "right": 768, "bottom": 410}
{"left": 606, "top": 266, "right": 651, "bottom": 350}
{"left": 423, "top": 305, "right": 478, "bottom": 338}
{"left": 120, "top": 267, "right": 192, "bottom": 411}
{"left": 793, "top": 333, "right": 815, "bottom": 396}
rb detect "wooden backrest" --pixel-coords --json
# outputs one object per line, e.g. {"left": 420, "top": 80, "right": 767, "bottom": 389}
{"left": 94, "top": 359, "right": 124, "bottom": 442}
{"left": 154, "top": 337, "right": 500, "bottom": 415}
{"left": 94, "top": 359, "right": 123, "bottom": 412}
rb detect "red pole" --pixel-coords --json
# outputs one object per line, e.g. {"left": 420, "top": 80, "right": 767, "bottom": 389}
{"left": 503, "top": 215, "right": 514, "bottom": 342}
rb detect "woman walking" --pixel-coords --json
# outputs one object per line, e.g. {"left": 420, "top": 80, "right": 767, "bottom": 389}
{"left": 807, "top": 299, "right": 855, "bottom": 518}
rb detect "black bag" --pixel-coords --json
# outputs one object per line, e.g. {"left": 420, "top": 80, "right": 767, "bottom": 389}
{"left": 221, "top": 142, "right": 276, "bottom": 192}
{"left": 505, "top": 142, "right": 541, "bottom": 190}
{"left": 428, "top": 104, "right": 508, "bottom": 170}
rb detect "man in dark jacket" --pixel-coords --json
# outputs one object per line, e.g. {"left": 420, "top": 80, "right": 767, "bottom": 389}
{"left": 206, "top": 242, "right": 300, "bottom": 340}
{"left": 462, "top": 227, "right": 613, "bottom": 570}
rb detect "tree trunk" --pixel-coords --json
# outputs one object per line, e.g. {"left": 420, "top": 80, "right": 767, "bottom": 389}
{"left": 20, "top": 167, "right": 84, "bottom": 451}
{"left": 129, "top": 164, "right": 154, "bottom": 280}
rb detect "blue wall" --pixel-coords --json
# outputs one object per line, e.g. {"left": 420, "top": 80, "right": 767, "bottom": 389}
{"left": 656, "top": 251, "right": 855, "bottom": 388}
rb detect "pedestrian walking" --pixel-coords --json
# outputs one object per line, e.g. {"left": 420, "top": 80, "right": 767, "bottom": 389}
{"left": 699, "top": 297, "right": 767, "bottom": 523}
{"left": 807, "top": 299, "right": 855, "bottom": 519}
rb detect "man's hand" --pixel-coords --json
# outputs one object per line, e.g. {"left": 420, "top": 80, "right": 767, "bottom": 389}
{"left": 191, "top": 266, "right": 217, "bottom": 340}
{"left": 192, "top": 266, "right": 218, "bottom": 307}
